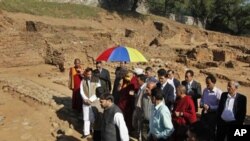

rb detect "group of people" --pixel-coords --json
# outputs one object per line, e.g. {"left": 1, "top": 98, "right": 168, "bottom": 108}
{"left": 68, "top": 58, "right": 247, "bottom": 141}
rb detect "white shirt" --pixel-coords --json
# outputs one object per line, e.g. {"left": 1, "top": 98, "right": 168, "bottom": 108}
{"left": 136, "top": 83, "right": 147, "bottom": 108}
{"left": 114, "top": 113, "right": 129, "bottom": 141}
{"left": 98, "top": 68, "right": 102, "bottom": 74}
{"left": 187, "top": 80, "right": 193, "bottom": 93}
{"left": 167, "top": 78, "right": 176, "bottom": 98}
{"left": 161, "top": 80, "right": 168, "bottom": 90}
{"left": 221, "top": 93, "right": 236, "bottom": 122}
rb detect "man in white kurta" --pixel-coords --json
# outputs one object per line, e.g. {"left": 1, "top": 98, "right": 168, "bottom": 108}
{"left": 80, "top": 68, "right": 101, "bottom": 137}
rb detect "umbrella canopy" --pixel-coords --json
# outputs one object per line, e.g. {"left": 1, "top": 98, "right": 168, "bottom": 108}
{"left": 96, "top": 45, "right": 147, "bottom": 62}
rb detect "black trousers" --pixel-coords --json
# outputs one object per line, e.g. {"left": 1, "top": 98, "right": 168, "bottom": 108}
{"left": 147, "top": 133, "right": 172, "bottom": 141}
{"left": 93, "top": 130, "right": 101, "bottom": 141}
{"left": 142, "top": 120, "right": 149, "bottom": 141}
{"left": 172, "top": 125, "right": 188, "bottom": 141}
{"left": 216, "top": 120, "right": 238, "bottom": 141}
{"left": 200, "top": 111, "right": 217, "bottom": 141}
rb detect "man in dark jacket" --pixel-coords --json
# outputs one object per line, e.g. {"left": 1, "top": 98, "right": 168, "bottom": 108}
{"left": 157, "top": 69, "right": 175, "bottom": 111}
{"left": 216, "top": 81, "right": 247, "bottom": 141}
{"left": 167, "top": 69, "right": 180, "bottom": 89}
{"left": 100, "top": 93, "right": 129, "bottom": 141}
{"left": 181, "top": 70, "right": 202, "bottom": 112}
{"left": 94, "top": 61, "right": 111, "bottom": 92}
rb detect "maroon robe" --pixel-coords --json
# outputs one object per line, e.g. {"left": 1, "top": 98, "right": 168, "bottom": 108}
{"left": 117, "top": 78, "right": 138, "bottom": 132}
{"left": 173, "top": 95, "right": 197, "bottom": 126}
{"left": 172, "top": 95, "right": 197, "bottom": 141}
{"left": 72, "top": 73, "right": 83, "bottom": 113}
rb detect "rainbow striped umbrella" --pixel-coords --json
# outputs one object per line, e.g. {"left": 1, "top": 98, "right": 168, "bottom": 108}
{"left": 96, "top": 45, "right": 147, "bottom": 62}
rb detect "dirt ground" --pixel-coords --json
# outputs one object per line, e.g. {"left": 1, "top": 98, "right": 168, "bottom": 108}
{"left": 0, "top": 65, "right": 85, "bottom": 141}
{"left": 0, "top": 89, "right": 55, "bottom": 141}
{"left": 0, "top": 9, "right": 250, "bottom": 141}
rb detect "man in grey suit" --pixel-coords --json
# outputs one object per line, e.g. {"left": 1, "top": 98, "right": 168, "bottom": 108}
{"left": 181, "top": 70, "right": 202, "bottom": 112}
{"left": 141, "top": 82, "right": 156, "bottom": 141}
{"left": 95, "top": 61, "right": 111, "bottom": 93}
{"left": 132, "top": 74, "right": 147, "bottom": 141}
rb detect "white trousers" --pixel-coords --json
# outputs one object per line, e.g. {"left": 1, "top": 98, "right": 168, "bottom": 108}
{"left": 82, "top": 104, "right": 95, "bottom": 135}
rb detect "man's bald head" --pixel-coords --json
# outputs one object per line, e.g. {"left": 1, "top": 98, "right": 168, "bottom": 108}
{"left": 146, "top": 82, "right": 156, "bottom": 96}
{"left": 228, "top": 80, "right": 239, "bottom": 88}
{"left": 147, "top": 82, "right": 156, "bottom": 89}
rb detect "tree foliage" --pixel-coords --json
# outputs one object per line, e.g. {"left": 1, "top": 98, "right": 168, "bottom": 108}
{"left": 101, "top": 0, "right": 249, "bottom": 35}
{"left": 147, "top": 0, "right": 250, "bottom": 35}
{"left": 189, "top": 0, "right": 215, "bottom": 27}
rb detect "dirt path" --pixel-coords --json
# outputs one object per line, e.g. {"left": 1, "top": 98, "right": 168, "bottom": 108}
{"left": 0, "top": 65, "right": 89, "bottom": 141}
{"left": 0, "top": 89, "right": 55, "bottom": 141}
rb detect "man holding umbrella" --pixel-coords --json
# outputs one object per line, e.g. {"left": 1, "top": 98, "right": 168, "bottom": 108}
{"left": 94, "top": 61, "right": 111, "bottom": 93}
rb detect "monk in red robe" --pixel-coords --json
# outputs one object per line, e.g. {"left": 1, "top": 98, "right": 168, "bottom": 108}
{"left": 172, "top": 85, "right": 197, "bottom": 141}
{"left": 68, "top": 58, "right": 83, "bottom": 113}
{"left": 117, "top": 71, "right": 138, "bottom": 133}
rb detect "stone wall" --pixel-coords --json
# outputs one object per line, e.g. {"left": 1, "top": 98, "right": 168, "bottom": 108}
{"left": 168, "top": 13, "right": 204, "bottom": 28}
{"left": 42, "top": 1, "right": 203, "bottom": 22}
{"left": 187, "top": 47, "right": 213, "bottom": 61}
{"left": 42, "top": 0, "right": 149, "bottom": 13}
{"left": 212, "top": 50, "right": 236, "bottom": 62}
{"left": 43, "top": 0, "right": 100, "bottom": 6}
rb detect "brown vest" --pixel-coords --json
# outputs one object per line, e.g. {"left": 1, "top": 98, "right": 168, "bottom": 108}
{"left": 82, "top": 78, "right": 99, "bottom": 98}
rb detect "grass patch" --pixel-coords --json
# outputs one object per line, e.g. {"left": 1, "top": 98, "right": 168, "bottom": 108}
{"left": 0, "top": 0, "right": 100, "bottom": 19}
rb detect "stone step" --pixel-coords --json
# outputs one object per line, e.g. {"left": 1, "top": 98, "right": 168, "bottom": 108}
{"left": 0, "top": 77, "right": 66, "bottom": 109}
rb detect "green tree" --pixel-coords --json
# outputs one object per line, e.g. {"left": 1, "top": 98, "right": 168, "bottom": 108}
{"left": 165, "top": 0, "right": 190, "bottom": 15}
{"left": 211, "top": 0, "right": 249, "bottom": 34}
{"left": 234, "top": 4, "right": 250, "bottom": 34}
{"left": 189, "top": 0, "right": 215, "bottom": 28}
{"left": 215, "top": 0, "right": 243, "bottom": 28}
{"left": 147, "top": 0, "right": 250, "bottom": 35}
{"left": 148, "top": 0, "right": 165, "bottom": 14}
{"left": 164, "top": 0, "right": 175, "bottom": 14}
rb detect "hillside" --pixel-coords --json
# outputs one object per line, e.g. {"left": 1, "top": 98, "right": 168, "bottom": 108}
{"left": 0, "top": 6, "right": 250, "bottom": 141}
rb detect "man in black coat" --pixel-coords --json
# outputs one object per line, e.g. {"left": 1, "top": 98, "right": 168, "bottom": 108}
{"left": 94, "top": 61, "right": 111, "bottom": 93}
{"left": 100, "top": 93, "right": 129, "bottom": 141}
{"left": 157, "top": 69, "right": 175, "bottom": 111}
{"left": 181, "top": 70, "right": 202, "bottom": 112}
{"left": 216, "top": 81, "right": 247, "bottom": 141}
{"left": 167, "top": 69, "right": 180, "bottom": 89}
